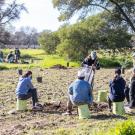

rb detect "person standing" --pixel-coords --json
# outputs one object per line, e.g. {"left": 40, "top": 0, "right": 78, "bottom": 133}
{"left": 81, "top": 51, "right": 100, "bottom": 70}
{"left": 127, "top": 68, "right": 135, "bottom": 108}
{"left": 0, "top": 50, "right": 3, "bottom": 62}
{"left": 15, "top": 48, "right": 21, "bottom": 63}
{"left": 81, "top": 51, "right": 100, "bottom": 96}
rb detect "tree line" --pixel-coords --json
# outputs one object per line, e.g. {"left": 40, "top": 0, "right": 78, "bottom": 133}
{"left": 0, "top": 1, "right": 39, "bottom": 48}
{"left": 0, "top": 0, "right": 134, "bottom": 61}
{"left": 38, "top": 0, "right": 135, "bottom": 61}
{"left": 38, "top": 11, "right": 133, "bottom": 61}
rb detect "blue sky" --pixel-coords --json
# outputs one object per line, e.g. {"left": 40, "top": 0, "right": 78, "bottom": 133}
{"left": 12, "top": 0, "right": 77, "bottom": 32}
{"left": 11, "top": 0, "right": 100, "bottom": 32}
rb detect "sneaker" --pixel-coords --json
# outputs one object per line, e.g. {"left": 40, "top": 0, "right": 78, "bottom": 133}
{"left": 35, "top": 103, "right": 43, "bottom": 108}
{"left": 124, "top": 103, "right": 129, "bottom": 107}
{"left": 32, "top": 105, "right": 43, "bottom": 111}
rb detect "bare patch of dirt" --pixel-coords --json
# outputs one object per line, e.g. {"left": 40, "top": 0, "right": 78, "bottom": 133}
{"left": 0, "top": 68, "right": 131, "bottom": 135}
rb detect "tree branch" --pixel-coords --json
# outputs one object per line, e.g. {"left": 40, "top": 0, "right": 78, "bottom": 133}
{"left": 89, "top": 3, "right": 111, "bottom": 13}
{"left": 109, "top": 0, "right": 135, "bottom": 32}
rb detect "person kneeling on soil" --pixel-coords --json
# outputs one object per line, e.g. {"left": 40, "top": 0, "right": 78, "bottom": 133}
{"left": 6, "top": 51, "right": 15, "bottom": 63}
{"left": 65, "top": 70, "right": 92, "bottom": 115}
{"left": 16, "top": 71, "right": 42, "bottom": 110}
{"left": 108, "top": 68, "right": 126, "bottom": 112}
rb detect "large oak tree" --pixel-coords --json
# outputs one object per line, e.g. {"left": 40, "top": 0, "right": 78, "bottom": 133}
{"left": 52, "top": 0, "right": 135, "bottom": 32}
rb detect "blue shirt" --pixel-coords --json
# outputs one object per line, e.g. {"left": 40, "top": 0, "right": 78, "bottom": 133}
{"left": 68, "top": 79, "right": 92, "bottom": 104}
{"left": 16, "top": 77, "right": 33, "bottom": 96}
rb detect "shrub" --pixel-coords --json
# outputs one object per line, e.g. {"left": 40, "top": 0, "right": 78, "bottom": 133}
{"left": 113, "top": 120, "right": 135, "bottom": 135}
{"left": 0, "top": 65, "right": 8, "bottom": 70}
{"left": 99, "top": 57, "right": 133, "bottom": 68}
{"left": 97, "top": 120, "right": 135, "bottom": 135}
{"left": 99, "top": 57, "right": 121, "bottom": 68}
{"left": 21, "top": 54, "right": 33, "bottom": 59}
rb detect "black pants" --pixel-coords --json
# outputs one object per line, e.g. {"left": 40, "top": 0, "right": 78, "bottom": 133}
{"left": 108, "top": 97, "right": 112, "bottom": 110}
{"left": 124, "top": 85, "right": 130, "bottom": 103}
{"left": 18, "top": 88, "right": 38, "bottom": 106}
{"left": 124, "top": 85, "right": 135, "bottom": 108}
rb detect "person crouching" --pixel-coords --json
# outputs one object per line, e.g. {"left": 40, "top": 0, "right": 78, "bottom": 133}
{"left": 65, "top": 70, "right": 93, "bottom": 115}
{"left": 108, "top": 68, "right": 126, "bottom": 112}
{"left": 16, "top": 71, "right": 42, "bottom": 110}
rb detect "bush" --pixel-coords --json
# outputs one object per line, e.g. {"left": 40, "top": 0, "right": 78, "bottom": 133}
{"left": 99, "top": 57, "right": 133, "bottom": 68}
{"left": 97, "top": 120, "right": 135, "bottom": 135}
{"left": 21, "top": 54, "right": 33, "bottom": 59}
{"left": 0, "top": 65, "right": 8, "bottom": 70}
{"left": 99, "top": 57, "right": 121, "bottom": 68}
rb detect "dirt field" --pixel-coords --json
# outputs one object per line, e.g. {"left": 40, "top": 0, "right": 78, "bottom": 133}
{"left": 0, "top": 68, "right": 133, "bottom": 135}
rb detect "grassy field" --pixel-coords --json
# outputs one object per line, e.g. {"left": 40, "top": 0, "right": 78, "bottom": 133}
{"left": 0, "top": 49, "right": 79, "bottom": 70}
{"left": 0, "top": 49, "right": 133, "bottom": 70}
{"left": 0, "top": 67, "right": 135, "bottom": 135}
{"left": 0, "top": 49, "right": 135, "bottom": 135}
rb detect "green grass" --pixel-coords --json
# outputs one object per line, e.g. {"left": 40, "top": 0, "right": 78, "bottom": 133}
{"left": 0, "top": 49, "right": 133, "bottom": 70}
{"left": 0, "top": 49, "right": 79, "bottom": 70}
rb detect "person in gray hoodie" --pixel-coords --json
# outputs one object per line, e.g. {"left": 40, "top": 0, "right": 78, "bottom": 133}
{"left": 16, "top": 71, "right": 42, "bottom": 110}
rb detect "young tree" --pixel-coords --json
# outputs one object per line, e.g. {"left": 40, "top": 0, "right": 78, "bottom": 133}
{"left": 0, "top": 0, "right": 26, "bottom": 47}
{"left": 52, "top": 0, "right": 135, "bottom": 32}
{"left": 38, "top": 30, "right": 60, "bottom": 54}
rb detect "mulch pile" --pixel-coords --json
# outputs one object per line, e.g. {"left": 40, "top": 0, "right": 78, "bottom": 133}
{"left": 50, "top": 64, "right": 67, "bottom": 69}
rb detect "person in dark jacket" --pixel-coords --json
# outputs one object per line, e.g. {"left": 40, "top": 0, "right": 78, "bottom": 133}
{"left": 81, "top": 51, "right": 100, "bottom": 70}
{"left": 0, "top": 50, "right": 3, "bottom": 62}
{"left": 16, "top": 71, "right": 42, "bottom": 110}
{"left": 108, "top": 68, "right": 126, "bottom": 111}
{"left": 14, "top": 48, "right": 21, "bottom": 63}
{"left": 6, "top": 51, "right": 15, "bottom": 63}
{"left": 128, "top": 68, "right": 135, "bottom": 108}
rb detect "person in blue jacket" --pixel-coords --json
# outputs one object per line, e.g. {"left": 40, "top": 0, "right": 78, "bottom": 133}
{"left": 16, "top": 71, "right": 42, "bottom": 110}
{"left": 108, "top": 68, "right": 126, "bottom": 112}
{"left": 65, "top": 70, "right": 92, "bottom": 115}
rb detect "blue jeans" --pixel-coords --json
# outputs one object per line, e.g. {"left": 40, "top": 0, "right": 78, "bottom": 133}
{"left": 18, "top": 88, "right": 38, "bottom": 106}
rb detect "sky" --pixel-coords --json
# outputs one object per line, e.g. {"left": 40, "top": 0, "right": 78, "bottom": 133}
{"left": 10, "top": 0, "right": 77, "bottom": 32}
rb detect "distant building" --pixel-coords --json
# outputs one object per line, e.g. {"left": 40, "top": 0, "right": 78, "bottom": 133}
{"left": 1, "top": 44, "right": 40, "bottom": 49}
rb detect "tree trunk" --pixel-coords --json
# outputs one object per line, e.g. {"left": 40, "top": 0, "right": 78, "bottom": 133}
{"left": 110, "top": 0, "right": 135, "bottom": 32}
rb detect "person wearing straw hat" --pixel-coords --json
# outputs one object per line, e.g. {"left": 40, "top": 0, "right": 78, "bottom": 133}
{"left": 64, "top": 70, "right": 92, "bottom": 115}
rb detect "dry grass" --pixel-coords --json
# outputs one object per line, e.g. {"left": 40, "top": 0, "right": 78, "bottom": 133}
{"left": 0, "top": 68, "right": 134, "bottom": 135}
